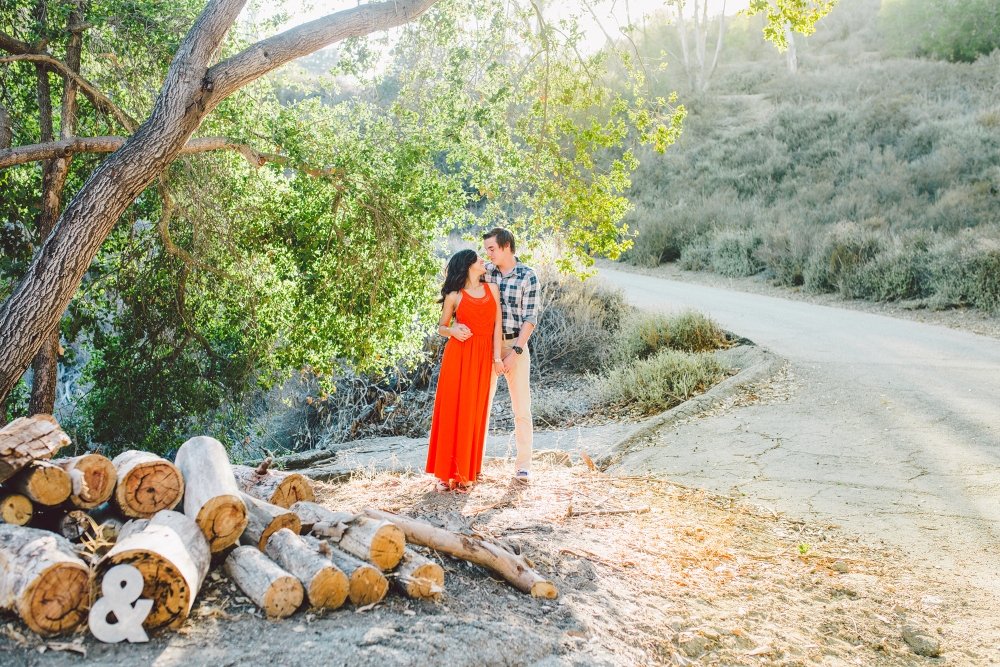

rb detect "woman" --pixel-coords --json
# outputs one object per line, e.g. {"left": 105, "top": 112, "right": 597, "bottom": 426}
{"left": 426, "top": 249, "right": 504, "bottom": 491}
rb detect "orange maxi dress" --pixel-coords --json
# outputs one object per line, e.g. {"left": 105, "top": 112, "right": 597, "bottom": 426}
{"left": 426, "top": 288, "right": 497, "bottom": 484}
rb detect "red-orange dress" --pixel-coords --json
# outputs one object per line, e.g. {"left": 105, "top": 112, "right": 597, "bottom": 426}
{"left": 426, "top": 288, "right": 496, "bottom": 484}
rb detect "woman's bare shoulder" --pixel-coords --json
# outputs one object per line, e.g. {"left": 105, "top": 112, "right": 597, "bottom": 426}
{"left": 487, "top": 282, "right": 500, "bottom": 297}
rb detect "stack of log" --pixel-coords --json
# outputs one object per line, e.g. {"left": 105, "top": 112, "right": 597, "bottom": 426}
{"left": 0, "top": 416, "right": 557, "bottom": 638}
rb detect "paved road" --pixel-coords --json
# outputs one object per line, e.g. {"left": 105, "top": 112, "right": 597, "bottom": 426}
{"left": 600, "top": 268, "right": 1000, "bottom": 590}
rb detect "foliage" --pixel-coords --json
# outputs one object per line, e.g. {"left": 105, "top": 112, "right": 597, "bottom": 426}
{"left": 880, "top": 0, "right": 1000, "bottom": 62}
{"left": 621, "top": 10, "right": 1000, "bottom": 310}
{"left": 597, "top": 348, "right": 727, "bottom": 414}
{"left": 745, "top": 0, "right": 839, "bottom": 50}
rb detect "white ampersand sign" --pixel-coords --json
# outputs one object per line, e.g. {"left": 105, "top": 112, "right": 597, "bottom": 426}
{"left": 88, "top": 564, "right": 153, "bottom": 643}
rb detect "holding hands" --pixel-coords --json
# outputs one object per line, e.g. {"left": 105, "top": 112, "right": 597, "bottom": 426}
{"left": 449, "top": 323, "right": 473, "bottom": 342}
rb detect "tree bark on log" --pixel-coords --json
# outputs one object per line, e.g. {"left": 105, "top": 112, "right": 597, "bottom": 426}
{"left": 0, "top": 415, "right": 71, "bottom": 483}
{"left": 0, "top": 493, "right": 32, "bottom": 525}
{"left": 394, "top": 548, "right": 444, "bottom": 600}
{"left": 231, "top": 464, "right": 315, "bottom": 508}
{"left": 288, "top": 500, "right": 356, "bottom": 534}
{"left": 304, "top": 535, "right": 388, "bottom": 606}
{"left": 291, "top": 501, "right": 403, "bottom": 571}
{"left": 175, "top": 436, "right": 247, "bottom": 552}
{"left": 111, "top": 450, "right": 184, "bottom": 518}
{"left": 239, "top": 492, "right": 300, "bottom": 551}
{"left": 53, "top": 453, "right": 115, "bottom": 509}
{"left": 0, "top": 0, "right": 441, "bottom": 407}
{"left": 264, "top": 528, "right": 348, "bottom": 610}
{"left": 99, "top": 510, "right": 211, "bottom": 629}
{"left": 225, "top": 545, "right": 303, "bottom": 618}
{"left": 0, "top": 524, "right": 90, "bottom": 635}
{"left": 362, "top": 508, "right": 558, "bottom": 598}
{"left": 10, "top": 461, "right": 71, "bottom": 506}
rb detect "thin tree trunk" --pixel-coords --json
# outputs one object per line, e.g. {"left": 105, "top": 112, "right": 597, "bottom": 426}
{"left": 703, "top": 0, "right": 726, "bottom": 92}
{"left": 28, "top": 5, "right": 83, "bottom": 416}
{"left": 785, "top": 23, "right": 798, "bottom": 74}
{"left": 0, "top": 101, "right": 9, "bottom": 424}
{"left": 0, "top": 0, "right": 440, "bottom": 405}
{"left": 675, "top": 0, "right": 693, "bottom": 92}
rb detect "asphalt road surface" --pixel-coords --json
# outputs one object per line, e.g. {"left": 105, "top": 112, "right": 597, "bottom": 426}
{"left": 600, "top": 268, "right": 1000, "bottom": 592}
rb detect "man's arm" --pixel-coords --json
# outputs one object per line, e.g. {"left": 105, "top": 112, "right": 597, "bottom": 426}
{"left": 503, "top": 269, "right": 538, "bottom": 371}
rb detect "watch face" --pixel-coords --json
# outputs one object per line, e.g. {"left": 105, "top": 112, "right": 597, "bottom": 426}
{"left": 513, "top": 346, "right": 523, "bottom": 354}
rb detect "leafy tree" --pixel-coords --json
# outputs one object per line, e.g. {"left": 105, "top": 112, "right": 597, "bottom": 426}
{"left": 880, "top": 0, "right": 1000, "bottom": 62}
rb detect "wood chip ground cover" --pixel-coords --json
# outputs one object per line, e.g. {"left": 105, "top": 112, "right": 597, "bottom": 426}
{"left": 1, "top": 460, "right": 995, "bottom": 666}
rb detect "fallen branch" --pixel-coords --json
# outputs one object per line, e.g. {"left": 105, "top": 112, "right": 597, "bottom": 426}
{"left": 567, "top": 506, "right": 650, "bottom": 517}
{"left": 362, "top": 507, "right": 558, "bottom": 598}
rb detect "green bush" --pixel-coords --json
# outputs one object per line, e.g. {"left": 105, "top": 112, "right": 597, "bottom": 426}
{"left": 598, "top": 349, "right": 728, "bottom": 414}
{"left": 611, "top": 310, "right": 727, "bottom": 367}
{"left": 803, "top": 223, "right": 886, "bottom": 294}
{"left": 711, "top": 230, "right": 765, "bottom": 277}
{"left": 679, "top": 242, "right": 714, "bottom": 271}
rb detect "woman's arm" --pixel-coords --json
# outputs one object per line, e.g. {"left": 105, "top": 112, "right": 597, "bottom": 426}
{"left": 439, "top": 293, "right": 472, "bottom": 341}
{"left": 489, "top": 283, "right": 504, "bottom": 375}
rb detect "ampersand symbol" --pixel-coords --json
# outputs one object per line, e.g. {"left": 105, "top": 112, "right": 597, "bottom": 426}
{"left": 88, "top": 564, "right": 153, "bottom": 643}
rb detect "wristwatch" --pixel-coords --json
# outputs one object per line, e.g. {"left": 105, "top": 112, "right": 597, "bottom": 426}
{"left": 512, "top": 346, "right": 523, "bottom": 355}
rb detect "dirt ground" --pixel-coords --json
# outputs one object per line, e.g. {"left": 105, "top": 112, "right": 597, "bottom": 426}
{"left": 3, "top": 457, "right": 997, "bottom": 666}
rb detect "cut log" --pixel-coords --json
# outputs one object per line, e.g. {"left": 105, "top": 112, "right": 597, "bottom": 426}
{"left": 0, "top": 415, "right": 71, "bottom": 484}
{"left": 98, "top": 510, "right": 211, "bottom": 629}
{"left": 291, "top": 501, "right": 403, "bottom": 571}
{"left": 87, "top": 502, "right": 126, "bottom": 544}
{"left": 31, "top": 508, "right": 89, "bottom": 541}
{"left": 363, "top": 507, "right": 557, "bottom": 598}
{"left": 225, "top": 545, "right": 303, "bottom": 618}
{"left": 0, "top": 493, "right": 32, "bottom": 526}
{"left": 394, "top": 548, "right": 444, "bottom": 600}
{"left": 174, "top": 437, "right": 247, "bottom": 552}
{"left": 10, "top": 461, "right": 72, "bottom": 506}
{"left": 239, "top": 492, "right": 300, "bottom": 551}
{"left": 0, "top": 524, "right": 90, "bottom": 635}
{"left": 304, "top": 536, "right": 387, "bottom": 606}
{"left": 288, "top": 500, "right": 356, "bottom": 533}
{"left": 231, "top": 464, "right": 315, "bottom": 508}
{"left": 264, "top": 528, "right": 348, "bottom": 610}
{"left": 53, "top": 453, "right": 116, "bottom": 509}
{"left": 111, "top": 450, "right": 184, "bottom": 519}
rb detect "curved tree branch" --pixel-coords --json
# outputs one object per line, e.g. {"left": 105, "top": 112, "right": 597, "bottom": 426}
{"left": 0, "top": 54, "right": 139, "bottom": 131}
{"left": 206, "top": 0, "right": 439, "bottom": 102}
{"left": 156, "top": 177, "right": 235, "bottom": 279}
{"left": 0, "top": 31, "right": 33, "bottom": 55}
{"left": 0, "top": 135, "right": 271, "bottom": 170}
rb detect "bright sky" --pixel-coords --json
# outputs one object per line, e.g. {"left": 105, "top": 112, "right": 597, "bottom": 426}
{"left": 254, "top": 0, "right": 750, "bottom": 55}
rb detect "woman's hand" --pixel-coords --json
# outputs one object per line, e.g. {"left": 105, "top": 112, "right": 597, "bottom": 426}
{"left": 450, "top": 323, "right": 473, "bottom": 342}
{"left": 493, "top": 360, "right": 505, "bottom": 376}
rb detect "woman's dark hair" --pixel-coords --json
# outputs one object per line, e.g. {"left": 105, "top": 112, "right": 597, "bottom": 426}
{"left": 440, "top": 249, "right": 479, "bottom": 303}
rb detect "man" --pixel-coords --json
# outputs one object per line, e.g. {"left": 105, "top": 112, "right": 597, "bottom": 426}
{"left": 481, "top": 227, "right": 538, "bottom": 483}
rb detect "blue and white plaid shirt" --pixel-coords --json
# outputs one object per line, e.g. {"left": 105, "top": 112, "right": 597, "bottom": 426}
{"left": 483, "top": 259, "right": 539, "bottom": 336}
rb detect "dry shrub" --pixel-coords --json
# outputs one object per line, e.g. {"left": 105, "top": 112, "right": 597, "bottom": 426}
{"left": 611, "top": 310, "right": 727, "bottom": 367}
{"left": 597, "top": 349, "right": 728, "bottom": 414}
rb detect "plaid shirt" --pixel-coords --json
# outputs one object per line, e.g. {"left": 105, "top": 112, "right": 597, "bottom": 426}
{"left": 483, "top": 259, "right": 539, "bottom": 335}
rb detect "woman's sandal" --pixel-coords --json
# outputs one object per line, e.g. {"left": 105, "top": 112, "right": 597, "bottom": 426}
{"left": 434, "top": 480, "right": 450, "bottom": 493}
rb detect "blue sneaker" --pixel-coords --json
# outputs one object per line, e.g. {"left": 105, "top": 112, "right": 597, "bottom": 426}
{"left": 514, "top": 469, "right": 531, "bottom": 483}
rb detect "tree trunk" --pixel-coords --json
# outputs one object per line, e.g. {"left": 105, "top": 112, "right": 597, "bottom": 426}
{"left": 0, "top": 524, "right": 90, "bottom": 635}
{"left": 0, "top": 493, "right": 33, "bottom": 526}
{"left": 174, "top": 436, "right": 247, "bottom": 552}
{"left": 305, "top": 535, "right": 387, "bottom": 606}
{"left": 0, "top": 414, "right": 71, "bottom": 483}
{"left": 264, "top": 527, "right": 349, "bottom": 610}
{"left": 28, "top": 4, "right": 84, "bottom": 417}
{"left": 239, "top": 492, "right": 300, "bottom": 551}
{"left": 394, "top": 548, "right": 444, "bottom": 600}
{"left": 288, "top": 500, "right": 356, "bottom": 534}
{"left": 363, "top": 507, "right": 558, "bottom": 598}
{"left": 0, "top": 0, "right": 441, "bottom": 406}
{"left": 111, "top": 450, "right": 184, "bottom": 518}
{"left": 231, "top": 464, "right": 315, "bottom": 508}
{"left": 225, "top": 545, "right": 303, "bottom": 618}
{"left": 99, "top": 510, "right": 211, "bottom": 629}
{"left": 0, "top": 102, "right": 11, "bottom": 150}
{"left": 785, "top": 23, "right": 798, "bottom": 74}
{"left": 10, "top": 461, "right": 72, "bottom": 506}
{"left": 53, "top": 453, "right": 116, "bottom": 509}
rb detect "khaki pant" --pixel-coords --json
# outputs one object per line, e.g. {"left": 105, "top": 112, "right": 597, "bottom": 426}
{"left": 487, "top": 341, "right": 533, "bottom": 471}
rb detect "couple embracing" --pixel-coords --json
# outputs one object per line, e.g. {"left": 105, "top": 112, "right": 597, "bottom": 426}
{"left": 425, "top": 228, "right": 538, "bottom": 492}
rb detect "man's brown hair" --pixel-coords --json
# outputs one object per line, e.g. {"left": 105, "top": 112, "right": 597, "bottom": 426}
{"left": 482, "top": 227, "right": 516, "bottom": 254}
